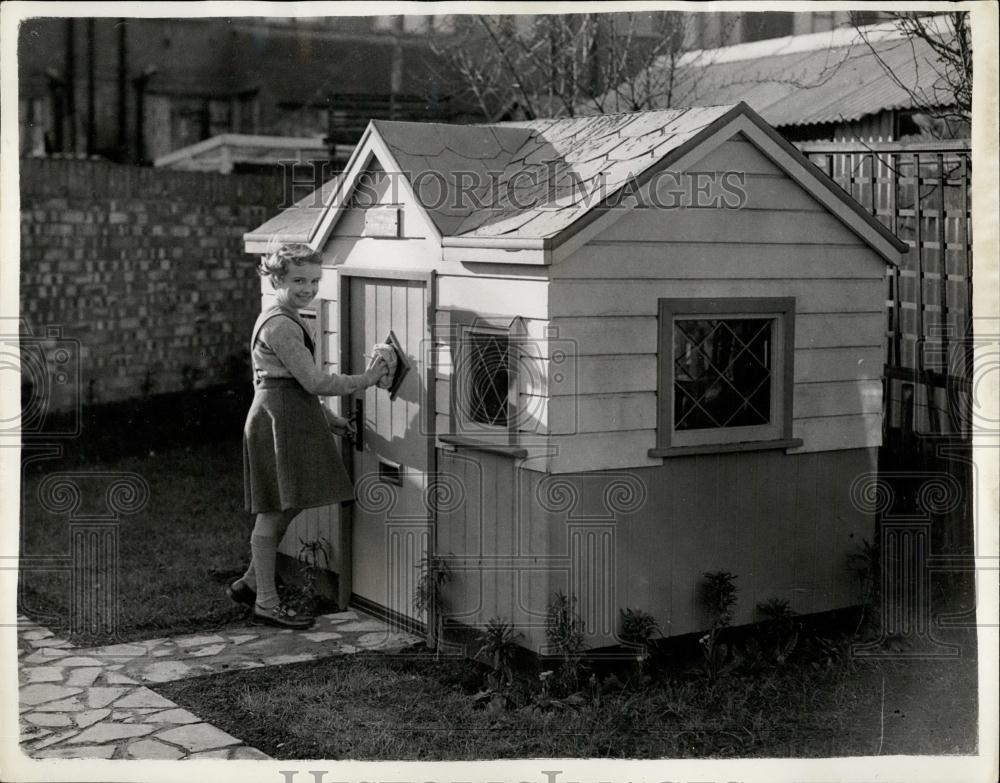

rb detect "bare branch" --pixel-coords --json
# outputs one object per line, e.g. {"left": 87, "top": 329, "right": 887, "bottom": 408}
{"left": 852, "top": 11, "right": 971, "bottom": 133}
{"left": 432, "top": 12, "right": 698, "bottom": 119}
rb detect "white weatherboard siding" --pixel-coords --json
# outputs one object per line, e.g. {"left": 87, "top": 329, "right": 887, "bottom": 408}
{"left": 546, "top": 133, "right": 888, "bottom": 473}
{"left": 437, "top": 275, "right": 549, "bottom": 321}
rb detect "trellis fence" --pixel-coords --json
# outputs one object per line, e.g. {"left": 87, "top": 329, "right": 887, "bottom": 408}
{"left": 798, "top": 140, "right": 973, "bottom": 442}
{"left": 799, "top": 140, "right": 974, "bottom": 556}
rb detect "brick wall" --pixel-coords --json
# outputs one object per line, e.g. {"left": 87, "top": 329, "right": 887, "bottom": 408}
{"left": 18, "top": 158, "right": 286, "bottom": 414}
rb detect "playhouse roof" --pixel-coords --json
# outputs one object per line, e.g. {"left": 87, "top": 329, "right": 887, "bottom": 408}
{"left": 250, "top": 176, "right": 342, "bottom": 246}
{"left": 245, "top": 102, "right": 908, "bottom": 261}
{"left": 371, "top": 105, "right": 737, "bottom": 241}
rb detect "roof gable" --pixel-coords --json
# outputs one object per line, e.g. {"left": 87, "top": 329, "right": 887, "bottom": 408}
{"left": 549, "top": 104, "right": 907, "bottom": 264}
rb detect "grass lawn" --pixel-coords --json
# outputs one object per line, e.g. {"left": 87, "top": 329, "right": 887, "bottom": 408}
{"left": 19, "top": 438, "right": 254, "bottom": 646}
{"left": 20, "top": 436, "right": 980, "bottom": 759}
{"left": 157, "top": 622, "right": 978, "bottom": 760}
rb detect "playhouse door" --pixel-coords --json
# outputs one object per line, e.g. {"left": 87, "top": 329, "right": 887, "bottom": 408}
{"left": 347, "top": 275, "right": 430, "bottom": 625}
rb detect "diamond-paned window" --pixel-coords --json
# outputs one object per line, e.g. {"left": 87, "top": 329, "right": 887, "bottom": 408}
{"left": 466, "top": 332, "right": 511, "bottom": 427}
{"left": 655, "top": 298, "right": 797, "bottom": 454}
{"left": 673, "top": 318, "right": 773, "bottom": 431}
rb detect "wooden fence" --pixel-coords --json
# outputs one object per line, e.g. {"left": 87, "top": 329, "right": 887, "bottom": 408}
{"left": 798, "top": 140, "right": 973, "bottom": 441}
{"left": 798, "top": 140, "right": 974, "bottom": 556}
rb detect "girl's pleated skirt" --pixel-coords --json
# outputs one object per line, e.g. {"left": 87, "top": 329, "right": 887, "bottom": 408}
{"left": 243, "top": 378, "right": 354, "bottom": 513}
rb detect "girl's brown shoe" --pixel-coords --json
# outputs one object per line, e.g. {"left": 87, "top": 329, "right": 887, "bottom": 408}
{"left": 251, "top": 603, "right": 314, "bottom": 630}
{"left": 226, "top": 579, "right": 256, "bottom": 607}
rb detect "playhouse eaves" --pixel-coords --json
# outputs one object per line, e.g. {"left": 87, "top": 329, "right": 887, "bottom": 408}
{"left": 244, "top": 102, "right": 908, "bottom": 265}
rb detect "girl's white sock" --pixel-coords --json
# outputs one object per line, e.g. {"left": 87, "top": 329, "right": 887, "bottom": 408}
{"left": 251, "top": 534, "right": 280, "bottom": 609}
{"left": 241, "top": 559, "right": 257, "bottom": 590}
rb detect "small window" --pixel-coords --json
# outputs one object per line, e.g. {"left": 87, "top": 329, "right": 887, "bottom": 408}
{"left": 466, "top": 331, "right": 511, "bottom": 427}
{"left": 673, "top": 317, "right": 773, "bottom": 431}
{"left": 449, "top": 317, "right": 525, "bottom": 445}
{"left": 655, "top": 298, "right": 797, "bottom": 454}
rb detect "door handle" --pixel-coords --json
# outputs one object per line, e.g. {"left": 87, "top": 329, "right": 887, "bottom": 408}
{"left": 354, "top": 397, "right": 363, "bottom": 452}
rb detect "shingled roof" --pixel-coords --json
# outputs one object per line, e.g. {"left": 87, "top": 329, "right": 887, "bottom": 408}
{"left": 370, "top": 121, "right": 535, "bottom": 236}
{"left": 248, "top": 104, "right": 738, "bottom": 246}
{"left": 245, "top": 102, "right": 908, "bottom": 262}
{"left": 248, "top": 176, "right": 342, "bottom": 248}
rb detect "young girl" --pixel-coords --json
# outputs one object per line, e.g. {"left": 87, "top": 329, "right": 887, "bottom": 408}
{"left": 230, "top": 243, "right": 389, "bottom": 629}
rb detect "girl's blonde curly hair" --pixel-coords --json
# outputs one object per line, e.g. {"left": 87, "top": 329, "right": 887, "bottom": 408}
{"left": 257, "top": 243, "right": 322, "bottom": 286}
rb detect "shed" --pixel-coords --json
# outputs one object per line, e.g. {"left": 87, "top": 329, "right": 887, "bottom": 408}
{"left": 602, "top": 17, "right": 969, "bottom": 141}
{"left": 153, "top": 133, "right": 351, "bottom": 174}
{"left": 243, "top": 102, "right": 907, "bottom": 652}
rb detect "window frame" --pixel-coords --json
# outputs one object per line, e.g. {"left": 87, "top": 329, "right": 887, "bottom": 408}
{"left": 652, "top": 297, "right": 801, "bottom": 457}
{"left": 444, "top": 315, "right": 526, "bottom": 453}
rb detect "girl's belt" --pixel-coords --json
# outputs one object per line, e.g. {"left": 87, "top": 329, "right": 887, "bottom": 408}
{"left": 255, "top": 377, "right": 301, "bottom": 389}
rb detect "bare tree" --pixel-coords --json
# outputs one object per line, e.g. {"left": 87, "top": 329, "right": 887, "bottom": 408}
{"left": 431, "top": 13, "right": 738, "bottom": 120}
{"left": 852, "top": 11, "right": 971, "bottom": 132}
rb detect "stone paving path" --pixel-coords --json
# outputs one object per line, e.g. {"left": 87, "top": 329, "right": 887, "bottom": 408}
{"left": 18, "top": 611, "right": 421, "bottom": 760}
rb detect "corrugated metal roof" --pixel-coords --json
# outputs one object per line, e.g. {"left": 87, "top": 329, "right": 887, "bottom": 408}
{"left": 665, "top": 34, "right": 947, "bottom": 128}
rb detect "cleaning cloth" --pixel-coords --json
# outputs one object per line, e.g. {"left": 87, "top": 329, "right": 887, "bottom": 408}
{"left": 369, "top": 343, "right": 397, "bottom": 389}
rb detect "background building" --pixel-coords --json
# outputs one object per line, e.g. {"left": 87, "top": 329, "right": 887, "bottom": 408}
{"left": 19, "top": 12, "right": 900, "bottom": 165}
{"left": 17, "top": 16, "right": 462, "bottom": 164}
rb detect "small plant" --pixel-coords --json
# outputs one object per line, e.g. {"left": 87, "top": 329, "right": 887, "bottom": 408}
{"left": 702, "top": 570, "right": 738, "bottom": 624}
{"left": 747, "top": 597, "right": 800, "bottom": 668}
{"left": 291, "top": 536, "right": 333, "bottom": 615}
{"left": 847, "top": 537, "right": 881, "bottom": 634}
{"left": 619, "top": 607, "right": 662, "bottom": 680}
{"left": 545, "top": 590, "right": 587, "bottom": 695}
{"left": 517, "top": 669, "right": 587, "bottom": 716}
{"left": 475, "top": 617, "right": 522, "bottom": 690}
{"left": 471, "top": 617, "right": 524, "bottom": 712}
{"left": 413, "top": 554, "right": 453, "bottom": 655}
{"left": 696, "top": 570, "right": 740, "bottom": 681}
{"left": 757, "top": 596, "right": 793, "bottom": 621}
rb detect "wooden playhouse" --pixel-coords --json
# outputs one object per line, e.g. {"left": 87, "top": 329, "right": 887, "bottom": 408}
{"left": 244, "top": 102, "right": 907, "bottom": 652}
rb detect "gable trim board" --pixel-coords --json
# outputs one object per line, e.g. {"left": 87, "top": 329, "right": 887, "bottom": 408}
{"left": 315, "top": 127, "right": 445, "bottom": 250}
{"left": 245, "top": 103, "right": 907, "bottom": 268}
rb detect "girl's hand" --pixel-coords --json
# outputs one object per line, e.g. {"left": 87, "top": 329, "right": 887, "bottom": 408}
{"left": 328, "top": 414, "right": 356, "bottom": 440}
{"left": 364, "top": 354, "right": 389, "bottom": 386}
